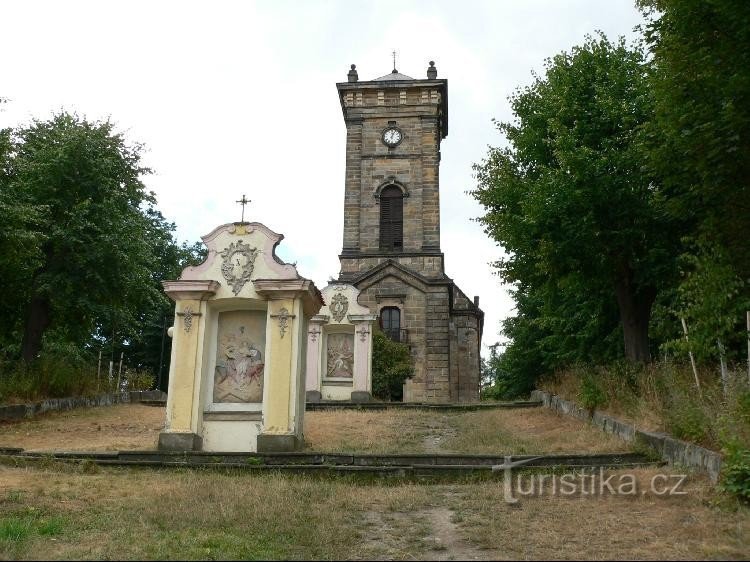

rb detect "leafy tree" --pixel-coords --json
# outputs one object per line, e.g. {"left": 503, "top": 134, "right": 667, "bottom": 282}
{"left": 638, "top": 0, "right": 750, "bottom": 362}
{"left": 472, "top": 35, "right": 681, "bottom": 368}
{"left": 2, "top": 113, "right": 173, "bottom": 363}
{"left": 371, "top": 330, "right": 413, "bottom": 401}
{"left": 0, "top": 126, "right": 46, "bottom": 353}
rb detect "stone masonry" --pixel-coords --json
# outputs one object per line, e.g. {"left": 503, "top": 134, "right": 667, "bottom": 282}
{"left": 336, "top": 63, "right": 483, "bottom": 402}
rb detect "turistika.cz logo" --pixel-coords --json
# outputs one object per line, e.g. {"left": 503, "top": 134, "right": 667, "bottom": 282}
{"left": 491, "top": 457, "right": 688, "bottom": 504}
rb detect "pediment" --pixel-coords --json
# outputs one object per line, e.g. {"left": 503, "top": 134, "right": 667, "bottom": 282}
{"left": 179, "top": 222, "right": 299, "bottom": 300}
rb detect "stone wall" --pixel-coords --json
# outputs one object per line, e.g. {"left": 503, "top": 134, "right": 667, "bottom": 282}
{"left": 340, "top": 82, "right": 443, "bottom": 258}
{"left": 530, "top": 389, "right": 724, "bottom": 483}
{"left": 448, "top": 288, "right": 482, "bottom": 402}
{"left": 340, "top": 254, "right": 444, "bottom": 280}
{"left": 337, "top": 74, "right": 480, "bottom": 403}
{"left": 0, "top": 390, "right": 167, "bottom": 422}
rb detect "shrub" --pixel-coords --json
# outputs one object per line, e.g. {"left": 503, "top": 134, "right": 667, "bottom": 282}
{"left": 721, "top": 448, "right": 750, "bottom": 504}
{"left": 0, "top": 354, "right": 103, "bottom": 404}
{"left": 665, "top": 398, "right": 710, "bottom": 443}
{"left": 371, "top": 330, "right": 413, "bottom": 401}
{"left": 123, "top": 368, "right": 155, "bottom": 391}
{"left": 577, "top": 373, "right": 607, "bottom": 413}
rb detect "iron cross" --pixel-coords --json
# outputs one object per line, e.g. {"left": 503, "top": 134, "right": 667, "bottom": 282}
{"left": 236, "top": 194, "right": 251, "bottom": 223}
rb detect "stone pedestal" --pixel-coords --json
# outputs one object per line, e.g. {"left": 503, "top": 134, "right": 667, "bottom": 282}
{"left": 159, "top": 222, "right": 322, "bottom": 452}
{"left": 304, "top": 284, "right": 376, "bottom": 402}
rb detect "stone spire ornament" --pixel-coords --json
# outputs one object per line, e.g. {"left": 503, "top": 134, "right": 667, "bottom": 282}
{"left": 427, "top": 60, "right": 437, "bottom": 79}
{"left": 347, "top": 64, "right": 358, "bottom": 82}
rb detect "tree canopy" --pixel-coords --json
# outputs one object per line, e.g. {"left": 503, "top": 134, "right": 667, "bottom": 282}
{"left": 0, "top": 112, "right": 202, "bottom": 380}
{"left": 473, "top": 35, "right": 680, "bottom": 369}
{"left": 477, "top": 3, "right": 750, "bottom": 396}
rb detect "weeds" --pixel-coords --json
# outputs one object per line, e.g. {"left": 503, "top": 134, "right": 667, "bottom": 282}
{"left": 540, "top": 362, "right": 750, "bottom": 501}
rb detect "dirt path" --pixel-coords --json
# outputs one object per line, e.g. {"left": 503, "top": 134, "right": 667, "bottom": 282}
{"left": 421, "top": 507, "right": 495, "bottom": 561}
{"left": 420, "top": 414, "right": 457, "bottom": 453}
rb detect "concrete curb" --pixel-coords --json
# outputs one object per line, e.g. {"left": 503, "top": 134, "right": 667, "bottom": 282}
{"left": 0, "top": 390, "right": 167, "bottom": 422}
{"left": 530, "top": 389, "right": 723, "bottom": 483}
{"left": 306, "top": 400, "right": 542, "bottom": 412}
{"left": 0, "top": 450, "right": 660, "bottom": 478}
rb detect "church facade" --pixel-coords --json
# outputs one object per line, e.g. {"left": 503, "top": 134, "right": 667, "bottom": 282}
{"left": 335, "top": 62, "right": 483, "bottom": 402}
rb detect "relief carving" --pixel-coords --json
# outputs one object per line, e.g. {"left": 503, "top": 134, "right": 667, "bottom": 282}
{"left": 330, "top": 293, "right": 349, "bottom": 323}
{"left": 220, "top": 240, "right": 258, "bottom": 295}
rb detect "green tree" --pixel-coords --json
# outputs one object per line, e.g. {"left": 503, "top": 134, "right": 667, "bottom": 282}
{"left": 0, "top": 126, "right": 46, "bottom": 353}
{"left": 4, "top": 113, "right": 165, "bottom": 362}
{"left": 371, "top": 330, "right": 413, "bottom": 401}
{"left": 472, "top": 35, "right": 681, "bottom": 367}
{"left": 639, "top": 0, "right": 750, "bottom": 362}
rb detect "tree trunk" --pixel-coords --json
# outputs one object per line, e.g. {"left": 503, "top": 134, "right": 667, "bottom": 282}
{"left": 21, "top": 294, "right": 51, "bottom": 362}
{"left": 614, "top": 268, "right": 656, "bottom": 363}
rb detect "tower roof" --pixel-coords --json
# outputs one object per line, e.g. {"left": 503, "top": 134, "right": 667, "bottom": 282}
{"left": 373, "top": 69, "right": 415, "bottom": 81}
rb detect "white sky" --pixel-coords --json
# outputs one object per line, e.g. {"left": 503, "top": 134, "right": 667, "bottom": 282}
{"left": 1, "top": 0, "right": 645, "bottom": 353}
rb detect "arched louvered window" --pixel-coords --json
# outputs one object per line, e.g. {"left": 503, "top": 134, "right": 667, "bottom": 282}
{"left": 380, "top": 307, "right": 401, "bottom": 342}
{"left": 379, "top": 185, "right": 403, "bottom": 251}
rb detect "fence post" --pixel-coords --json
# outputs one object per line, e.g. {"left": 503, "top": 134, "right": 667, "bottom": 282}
{"left": 116, "top": 351, "right": 123, "bottom": 393}
{"left": 681, "top": 318, "right": 701, "bottom": 395}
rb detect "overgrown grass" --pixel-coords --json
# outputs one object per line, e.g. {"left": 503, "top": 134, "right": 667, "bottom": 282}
{"left": 304, "top": 408, "right": 626, "bottom": 455}
{"left": 0, "top": 357, "right": 155, "bottom": 405}
{"left": 0, "top": 357, "right": 102, "bottom": 404}
{"left": 540, "top": 362, "right": 750, "bottom": 501}
{"left": 1, "top": 464, "right": 748, "bottom": 560}
{"left": 541, "top": 362, "right": 750, "bottom": 451}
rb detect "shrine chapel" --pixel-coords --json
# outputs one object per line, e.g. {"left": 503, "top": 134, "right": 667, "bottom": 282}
{"left": 334, "top": 61, "right": 483, "bottom": 402}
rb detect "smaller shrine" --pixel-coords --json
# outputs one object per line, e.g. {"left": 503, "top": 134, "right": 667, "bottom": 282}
{"left": 305, "top": 283, "right": 377, "bottom": 402}
{"left": 159, "top": 220, "right": 322, "bottom": 452}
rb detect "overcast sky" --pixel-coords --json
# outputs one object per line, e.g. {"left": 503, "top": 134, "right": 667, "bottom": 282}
{"left": 1, "top": 0, "right": 645, "bottom": 353}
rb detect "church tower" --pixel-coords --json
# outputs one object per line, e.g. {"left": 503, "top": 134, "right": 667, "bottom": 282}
{"left": 335, "top": 61, "right": 483, "bottom": 403}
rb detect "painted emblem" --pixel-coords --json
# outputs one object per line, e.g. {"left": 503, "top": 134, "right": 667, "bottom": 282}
{"left": 330, "top": 293, "right": 349, "bottom": 322}
{"left": 220, "top": 240, "right": 258, "bottom": 295}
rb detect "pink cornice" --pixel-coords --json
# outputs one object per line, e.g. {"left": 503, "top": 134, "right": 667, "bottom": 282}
{"left": 162, "top": 280, "right": 220, "bottom": 301}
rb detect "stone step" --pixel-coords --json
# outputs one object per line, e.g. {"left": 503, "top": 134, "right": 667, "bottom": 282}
{"left": 123, "top": 400, "right": 544, "bottom": 410}
{"left": 305, "top": 400, "right": 542, "bottom": 411}
{"left": 2, "top": 450, "right": 661, "bottom": 477}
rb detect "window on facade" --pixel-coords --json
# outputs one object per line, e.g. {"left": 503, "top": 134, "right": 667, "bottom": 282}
{"left": 380, "top": 307, "right": 401, "bottom": 342}
{"left": 379, "top": 185, "right": 403, "bottom": 251}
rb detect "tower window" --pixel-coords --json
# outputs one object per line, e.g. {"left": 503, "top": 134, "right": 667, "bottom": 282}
{"left": 380, "top": 307, "right": 401, "bottom": 342}
{"left": 379, "top": 185, "right": 403, "bottom": 251}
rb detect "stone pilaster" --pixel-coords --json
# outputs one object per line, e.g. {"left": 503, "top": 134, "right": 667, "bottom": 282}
{"left": 159, "top": 280, "right": 219, "bottom": 451}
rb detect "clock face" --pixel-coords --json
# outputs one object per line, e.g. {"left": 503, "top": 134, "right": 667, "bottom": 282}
{"left": 382, "top": 127, "right": 403, "bottom": 147}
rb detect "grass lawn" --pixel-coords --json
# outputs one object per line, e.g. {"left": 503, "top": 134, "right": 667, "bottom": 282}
{"left": 0, "top": 464, "right": 747, "bottom": 560}
{"left": 1, "top": 405, "right": 748, "bottom": 559}
{"left": 1, "top": 404, "right": 626, "bottom": 455}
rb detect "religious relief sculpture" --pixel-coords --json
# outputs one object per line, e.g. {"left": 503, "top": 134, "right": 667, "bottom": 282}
{"left": 326, "top": 333, "right": 354, "bottom": 378}
{"left": 214, "top": 334, "right": 264, "bottom": 402}
{"left": 330, "top": 293, "right": 349, "bottom": 322}
{"left": 213, "top": 311, "right": 266, "bottom": 403}
{"left": 220, "top": 240, "right": 258, "bottom": 295}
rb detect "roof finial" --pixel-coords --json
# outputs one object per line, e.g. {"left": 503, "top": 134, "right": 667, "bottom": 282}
{"left": 236, "top": 194, "right": 251, "bottom": 223}
{"left": 427, "top": 60, "right": 437, "bottom": 79}
{"left": 347, "top": 63, "right": 358, "bottom": 82}
{"left": 392, "top": 49, "right": 397, "bottom": 73}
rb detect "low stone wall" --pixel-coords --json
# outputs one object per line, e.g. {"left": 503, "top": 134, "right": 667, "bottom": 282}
{"left": 0, "top": 390, "right": 167, "bottom": 422}
{"left": 530, "top": 389, "right": 723, "bottom": 483}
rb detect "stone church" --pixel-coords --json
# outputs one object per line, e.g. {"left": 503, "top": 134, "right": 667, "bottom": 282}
{"left": 334, "top": 61, "right": 483, "bottom": 402}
